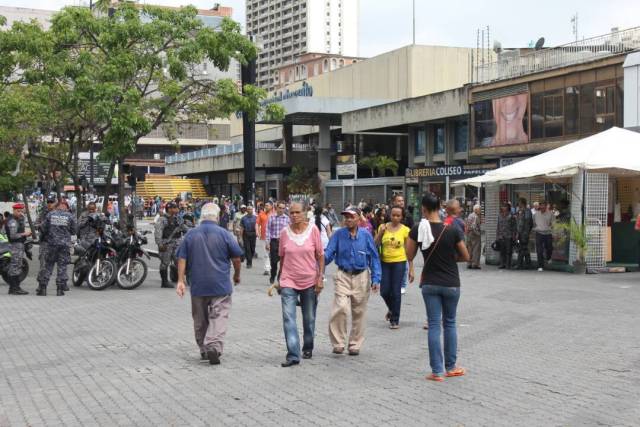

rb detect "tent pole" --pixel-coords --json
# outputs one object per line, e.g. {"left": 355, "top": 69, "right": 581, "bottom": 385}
{"left": 581, "top": 168, "right": 586, "bottom": 226}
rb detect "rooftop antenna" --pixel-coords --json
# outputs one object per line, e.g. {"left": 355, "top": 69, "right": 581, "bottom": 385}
{"left": 571, "top": 13, "right": 578, "bottom": 41}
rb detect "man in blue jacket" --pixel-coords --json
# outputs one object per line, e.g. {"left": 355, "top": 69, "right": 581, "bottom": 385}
{"left": 324, "top": 207, "right": 381, "bottom": 356}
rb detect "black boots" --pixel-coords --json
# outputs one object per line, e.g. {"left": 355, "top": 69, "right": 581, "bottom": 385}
{"left": 36, "top": 283, "right": 47, "bottom": 296}
{"left": 160, "top": 268, "right": 172, "bottom": 288}
{"left": 56, "top": 286, "right": 65, "bottom": 296}
{"left": 8, "top": 276, "right": 28, "bottom": 295}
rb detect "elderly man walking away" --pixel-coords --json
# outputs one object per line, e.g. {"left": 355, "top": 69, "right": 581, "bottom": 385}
{"left": 324, "top": 207, "right": 381, "bottom": 356}
{"left": 176, "top": 203, "right": 243, "bottom": 366}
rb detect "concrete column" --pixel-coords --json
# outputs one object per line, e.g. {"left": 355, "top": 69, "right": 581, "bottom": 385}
{"left": 282, "top": 123, "right": 293, "bottom": 164}
{"left": 624, "top": 52, "right": 640, "bottom": 128}
{"left": 395, "top": 136, "right": 402, "bottom": 161}
{"left": 318, "top": 119, "right": 331, "bottom": 197}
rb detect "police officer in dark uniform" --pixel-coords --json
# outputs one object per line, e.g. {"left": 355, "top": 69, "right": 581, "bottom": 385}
{"left": 38, "top": 200, "right": 77, "bottom": 296}
{"left": 154, "top": 201, "right": 182, "bottom": 288}
{"left": 516, "top": 198, "right": 534, "bottom": 270}
{"left": 36, "top": 197, "right": 58, "bottom": 287}
{"left": 78, "top": 202, "right": 101, "bottom": 249}
{"left": 5, "top": 203, "right": 31, "bottom": 295}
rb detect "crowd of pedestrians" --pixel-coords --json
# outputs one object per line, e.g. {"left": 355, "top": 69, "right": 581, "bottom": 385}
{"left": 171, "top": 191, "right": 479, "bottom": 382}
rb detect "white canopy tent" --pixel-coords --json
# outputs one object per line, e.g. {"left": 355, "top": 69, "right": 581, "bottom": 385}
{"left": 455, "top": 127, "right": 640, "bottom": 186}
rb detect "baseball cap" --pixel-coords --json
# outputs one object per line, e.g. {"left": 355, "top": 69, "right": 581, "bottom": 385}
{"left": 12, "top": 203, "right": 25, "bottom": 210}
{"left": 46, "top": 197, "right": 57, "bottom": 203}
{"left": 341, "top": 207, "right": 359, "bottom": 216}
{"left": 241, "top": 204, "right": 247, "bottom": 209}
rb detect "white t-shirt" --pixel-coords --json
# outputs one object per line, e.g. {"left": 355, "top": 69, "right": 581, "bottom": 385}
{"left": 317, "top": 215, "right": 331, "bottom": 248}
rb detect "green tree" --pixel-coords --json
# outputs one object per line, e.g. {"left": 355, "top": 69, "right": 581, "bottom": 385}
{"left": 0, "top": 2, "right": 284, "bottom": 221}
{"left": 286, "top": 166, "right": 317, "bottom": 195}
{"left": 375, "top": 155, "right": 399, "bottom": 177}
{"left": 359, "top": 156, "right": 378, "bottom": 178}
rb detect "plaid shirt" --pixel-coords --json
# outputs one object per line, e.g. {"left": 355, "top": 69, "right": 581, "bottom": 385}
{"left": 266, "top": 214, "right": 290, "bottom": 240}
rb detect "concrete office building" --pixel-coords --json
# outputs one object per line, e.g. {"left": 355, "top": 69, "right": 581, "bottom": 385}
{"left": 246, "top": 0, "right": 359, "bottom": 92}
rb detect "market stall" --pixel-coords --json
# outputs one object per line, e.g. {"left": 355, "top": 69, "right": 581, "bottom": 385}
{"left": 456, "top": 127, "right": 640, "bottom": 271}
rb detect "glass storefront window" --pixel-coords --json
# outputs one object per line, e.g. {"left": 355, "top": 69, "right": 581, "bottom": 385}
{"left": 543, "top": 92, "right": 563, "bottom": 138}
{"left": 454, "top": 119, "right": 468, "bottom": 152}
{"left": 434, "top": 124, "right": 445, "bottom": 154}
{"left": 414, "top": 128, "right": 426, "bottom": 156}
{"left": 531, "top": 93, "right": 543, "bottom": 139}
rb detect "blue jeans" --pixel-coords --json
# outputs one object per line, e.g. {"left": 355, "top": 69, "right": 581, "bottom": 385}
{"left": 281, "top": 286, "right": 317, "bottom": 362}
{"left": 421, "top": 285, "right": 461, "bottom": 375}
{"left": 380, "top": 261, "right": 406, "bottom": 324}
{"left": 401, "top": 261, "right": 409, "bottom": 289}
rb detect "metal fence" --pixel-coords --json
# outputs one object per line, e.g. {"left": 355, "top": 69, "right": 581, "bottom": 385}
{"left": 474, "top": 27, "right": 640, "bottom": 84}
{"left": 166, "top": 143, "right": 243, "bottom": 164}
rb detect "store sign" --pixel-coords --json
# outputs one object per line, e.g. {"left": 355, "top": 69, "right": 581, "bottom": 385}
{"left": 336, "top": 163, "right": 357, "bottom": 178}
{"left": 406, "top": 163, "right": 498, "bottom": 179}
{"left": 261, "top": 81, "right": 313, "bottom": 106}
{"left": 77, "top": 158, "right": 114, "bottom": 185}
{"left": 500, "top": 156, "right": 529, "bottom": 168}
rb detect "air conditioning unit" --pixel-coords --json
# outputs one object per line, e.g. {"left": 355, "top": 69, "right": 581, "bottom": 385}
{"left": 153, "top": 153, "right": 160, "bottom": 160}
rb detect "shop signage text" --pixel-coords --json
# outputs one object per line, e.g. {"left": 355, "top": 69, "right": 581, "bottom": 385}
{"left": 261, "top": 81, "right": 313, "bottom": 106}
{"left": 406, "top": 163, "right": 498, "bottom": 179}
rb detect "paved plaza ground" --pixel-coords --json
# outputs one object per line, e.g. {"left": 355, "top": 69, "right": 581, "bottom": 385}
{"left": 1, "top": 225, "right": 639, "bottom": 426}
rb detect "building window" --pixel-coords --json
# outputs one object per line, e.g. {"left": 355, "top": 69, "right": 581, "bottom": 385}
{"left": 565, "top": 86, "right": 580, "bottom": 135}
{"left": 454, "top": 119, "right": 468, "bottom": 153}
{"left": 415, "top": 128, "right": 426, "bottom": 156}
{"left": 331, "top": 58, "right": 337, "bottom": 70}
{"left": 579, "top": 82, "right": 595, "bottom": 134}
{"left": 434, "top": 124, "right": 445, "bottom": 155}
{"left": 473, "top": 100, "right": 495, "bottom": 148}
{"left": 323, "top": 59, "right": 329, "bottom": 72}
{"left": 543, "top": 91, "right": 563, "bottom": 138}
{"left": 595, "top": 85, "right": 615, "bottom": 131}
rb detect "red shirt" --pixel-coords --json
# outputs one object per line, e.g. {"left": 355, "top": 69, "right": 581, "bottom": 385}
{"left": 257, "top": 211, "right": 270, "bottom": 240}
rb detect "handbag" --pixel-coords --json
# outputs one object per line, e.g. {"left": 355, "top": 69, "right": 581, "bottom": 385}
{"left": 419, "top": 223, "right": 448, "bottom": 287}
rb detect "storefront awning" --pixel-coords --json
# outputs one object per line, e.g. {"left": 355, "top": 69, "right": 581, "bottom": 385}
{"left": 454, "top": 127, "right": 640, "bottom": 186}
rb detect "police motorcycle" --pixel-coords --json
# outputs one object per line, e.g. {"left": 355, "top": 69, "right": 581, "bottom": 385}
{"left": 72, "top": 214, "right": 118, "bottom": 290}
{"left": 113, "top": 225, "right": 152, "bottom": 290}
{"left": 168, "top": 213, "right": 195, "bottom": 283}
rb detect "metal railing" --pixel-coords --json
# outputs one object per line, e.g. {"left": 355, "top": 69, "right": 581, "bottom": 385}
{"left": 166, "top": 143, "right": 243, "bottom": 164}
{"left": 474, "top": 27, "right": 640, "bottom": 84}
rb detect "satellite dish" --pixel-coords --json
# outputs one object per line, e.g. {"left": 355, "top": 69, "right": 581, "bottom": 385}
{"left": 493, "top": 40, "right": 502, "bottom": 53}
{"left": 534, "top": 37, "right": 545, "bottom": 50}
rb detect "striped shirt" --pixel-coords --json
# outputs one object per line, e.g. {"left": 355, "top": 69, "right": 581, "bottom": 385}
{"left": 266, "top": 214, "right": 290, "bottom": 240}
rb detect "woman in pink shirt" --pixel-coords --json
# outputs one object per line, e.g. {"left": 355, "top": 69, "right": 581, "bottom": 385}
{"left": 278, "top": 201, "right": 325, "bottom": 367}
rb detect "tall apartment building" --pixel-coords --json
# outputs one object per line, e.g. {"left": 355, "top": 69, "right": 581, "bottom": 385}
{"left": 246, "top": 0, "right": 359, "bottom": 92}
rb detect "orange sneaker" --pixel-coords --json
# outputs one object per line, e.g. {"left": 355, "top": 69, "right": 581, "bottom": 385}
{"left": 425, "top": 374, "right": 444, "bottom": 382}
{"left": 445, "top": 367, "right": 466, "bottom": 377}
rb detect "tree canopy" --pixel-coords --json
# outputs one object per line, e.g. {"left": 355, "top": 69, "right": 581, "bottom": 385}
{"left": 0, "top": 1, "right": 283, "bottom": 210}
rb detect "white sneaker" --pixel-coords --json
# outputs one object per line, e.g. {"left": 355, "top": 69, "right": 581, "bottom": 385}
{"left": 537, "top": 268, "right": 543, "bottom": 272}
{"left": 423, "top": 321, "right": 429, "bottom": 330}
{"left": 401, "top": 288, "right": 407, "bottom": 295}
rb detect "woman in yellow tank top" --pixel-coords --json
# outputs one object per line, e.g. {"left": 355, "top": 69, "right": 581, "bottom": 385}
{"left": 374, "top": 206, "right": 414, "bottom": 328}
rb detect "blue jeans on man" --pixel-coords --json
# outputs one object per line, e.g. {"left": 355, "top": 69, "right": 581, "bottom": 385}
{"left": 380, "top": 261, "right": 406, "bottom": 325}
{"left": 281, "top": 286, "right": 317, "bottom": 362}
{"left": 421, "top": 285, "right": 461, "bottom": 375}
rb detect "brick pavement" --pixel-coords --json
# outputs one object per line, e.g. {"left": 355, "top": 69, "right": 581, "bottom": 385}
{"left": 0, "top": 235, "right": 639, "bottom": 426}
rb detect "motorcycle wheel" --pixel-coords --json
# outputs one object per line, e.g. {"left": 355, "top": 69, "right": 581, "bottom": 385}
{"left": 18, "top": 258, "right": 29, "bottom": 283}
{"left": 72, "top": 262, "right": 87, "bottom": 287}
{"left": 116, "top": 259, "right": 147, "bottom": 290}
{"left": 169, "top": 264, "right": 178, "bottom": 283}
{"left": 87, "top": 258, "right": 117, "bottom": 290}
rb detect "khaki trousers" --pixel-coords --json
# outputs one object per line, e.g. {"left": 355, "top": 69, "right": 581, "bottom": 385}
{"left": 467, "top": 233, "right": 482, "bottom": 267}
{"left": 191, "top": 295, "right": 232, "bottom": 355}
{"left": 329, "top": 269, "right": 371, "bottom": 351}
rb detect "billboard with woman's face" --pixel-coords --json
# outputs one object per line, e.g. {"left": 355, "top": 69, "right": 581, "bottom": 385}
{"left": 474, "top": 93, "right": 529, "bottom": 147}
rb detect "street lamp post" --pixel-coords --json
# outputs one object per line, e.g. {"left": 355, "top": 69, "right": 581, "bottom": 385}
{"left": 241, "top": 49, "right": 257, "bottom": 206}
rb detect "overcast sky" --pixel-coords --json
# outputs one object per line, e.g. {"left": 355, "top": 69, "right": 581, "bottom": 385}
{"left": 6, "top": 0, "right": 640, "bottom": 57}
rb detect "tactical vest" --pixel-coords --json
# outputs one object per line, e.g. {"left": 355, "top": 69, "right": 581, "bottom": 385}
{"left": 162, "top": 215, "right": 179, "bottom": 240}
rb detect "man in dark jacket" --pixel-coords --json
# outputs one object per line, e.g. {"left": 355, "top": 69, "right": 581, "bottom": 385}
{"left": 39, "top": 201, "right": 77, "bottom": 296}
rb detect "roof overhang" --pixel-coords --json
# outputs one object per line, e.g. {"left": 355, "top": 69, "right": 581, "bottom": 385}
{"left": 257, "top": 97, "right": 391, "bottom": 126}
